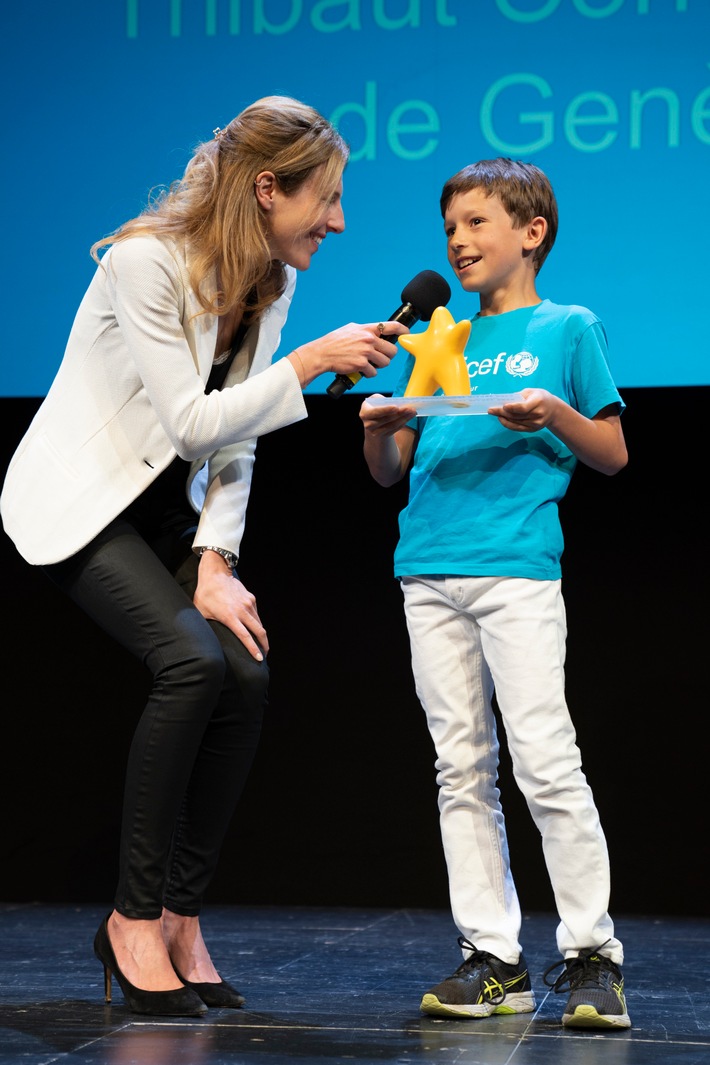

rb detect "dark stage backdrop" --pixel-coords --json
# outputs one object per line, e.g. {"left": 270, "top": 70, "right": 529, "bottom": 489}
{"left": 1, "top": 387, "right": 706, "bottom": 919}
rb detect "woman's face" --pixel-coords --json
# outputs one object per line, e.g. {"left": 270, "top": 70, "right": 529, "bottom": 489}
{"left": 257, "top": 168, "right": 345, "bottom": 270}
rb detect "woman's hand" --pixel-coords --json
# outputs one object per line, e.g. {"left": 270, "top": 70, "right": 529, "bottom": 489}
{"left": 288, "top": 321, "right": 409, "bottom": 387}
{"left": 193, "top": 550, "right": 268, "bottom": 661}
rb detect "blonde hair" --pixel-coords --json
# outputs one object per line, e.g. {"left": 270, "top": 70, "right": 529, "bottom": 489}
{"left": 92, "top": 96, "right": 349, "bottom": 320}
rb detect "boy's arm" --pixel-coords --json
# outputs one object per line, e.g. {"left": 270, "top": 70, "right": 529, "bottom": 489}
{"left": 360, "top": 396, "right": 418, "bottom": 486}
{"left": 488, "top": 389, "right": 628, "bottom": 476}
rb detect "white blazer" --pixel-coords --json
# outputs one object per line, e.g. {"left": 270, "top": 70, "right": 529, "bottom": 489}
{"left": 0, "top": 236, "right": 308, "bottom": 566}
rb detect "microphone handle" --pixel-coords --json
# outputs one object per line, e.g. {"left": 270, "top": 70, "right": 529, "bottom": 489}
{"left": 326, "top": 303, "right": 419, "bottom": 399}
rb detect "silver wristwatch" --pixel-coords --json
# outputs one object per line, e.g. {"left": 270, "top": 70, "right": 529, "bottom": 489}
{"left": 199, "top": 546, "right": 238, "bottom": 571}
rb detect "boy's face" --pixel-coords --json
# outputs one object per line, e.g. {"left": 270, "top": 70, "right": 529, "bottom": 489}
{"left": 443, "top": 188, "right": 538, "bottom": 302}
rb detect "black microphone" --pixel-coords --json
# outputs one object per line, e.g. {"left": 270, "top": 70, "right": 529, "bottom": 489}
{"left": 326, "top": 270, "right": 452, "bottom": 398}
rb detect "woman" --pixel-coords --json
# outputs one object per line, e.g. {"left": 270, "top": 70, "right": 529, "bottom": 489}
{"left": 0, "top": 96, "right": 404, "bottom": 1016}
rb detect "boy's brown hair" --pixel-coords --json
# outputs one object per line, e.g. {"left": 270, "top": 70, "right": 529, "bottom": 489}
{"left": 440, "top": 158, "right": 558, "bottom": 273}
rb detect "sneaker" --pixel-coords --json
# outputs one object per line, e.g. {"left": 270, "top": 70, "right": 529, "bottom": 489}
{"left": 420, "top": 937, "right": 536, "bottom": 1018}
{"left": 543, "top": 947, "right": 631, "bottom": 1029}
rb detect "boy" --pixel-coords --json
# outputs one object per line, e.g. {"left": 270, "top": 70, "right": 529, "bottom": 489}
{"left": 359, "top": 158, "right": 630, "bottom": 1030}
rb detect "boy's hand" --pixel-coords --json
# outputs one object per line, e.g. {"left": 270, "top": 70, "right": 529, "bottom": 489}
{"left": 360, "top": 396, "right": 417, "bottom": 437}
{"left": 489, "top": 389, "right": 627, "bottom": 474}
{"left": 488, "top": 388, "right": 559, "bottom": 433}
{"left": 360, "top": 395, "right": 418, "bottom": 486}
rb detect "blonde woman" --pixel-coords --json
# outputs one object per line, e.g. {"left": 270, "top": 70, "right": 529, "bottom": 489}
{"left": 1, "top": 96, "right": 404, "bottom": 1017}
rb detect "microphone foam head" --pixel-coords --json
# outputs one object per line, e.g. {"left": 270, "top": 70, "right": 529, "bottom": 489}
{"left": 401, "top": 270, "right": 452, "bottom": 322}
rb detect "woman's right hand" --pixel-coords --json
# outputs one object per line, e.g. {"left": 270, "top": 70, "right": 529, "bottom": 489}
{"left": 288, "top": 321, "right": 409, "bottom": 387}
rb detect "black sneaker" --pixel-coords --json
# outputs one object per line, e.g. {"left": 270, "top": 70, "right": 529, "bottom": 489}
{"left": 421, "top": 938, "right": 536, "bottom": 1018}
{"left": 543, "top": 947, "right": 631, "bottom": 1029}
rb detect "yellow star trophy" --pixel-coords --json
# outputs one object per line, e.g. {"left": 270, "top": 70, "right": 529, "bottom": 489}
{"left": 401, "top": 306, "right": 471, "bottom": 399}
{"left": 368, "top": 305, "right": 524, "bottom": 415}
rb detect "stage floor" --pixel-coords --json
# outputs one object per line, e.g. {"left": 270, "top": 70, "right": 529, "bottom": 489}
{"left": 1, "top": 904, "right": 708, "bottom": 1064}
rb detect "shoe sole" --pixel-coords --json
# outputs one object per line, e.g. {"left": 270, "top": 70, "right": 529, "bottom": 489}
{"left": 563, "top": 1005, "right": 631, "bottom": 1029}
{"left": 421, "top": 991, "right": 536, "bottom": 1018}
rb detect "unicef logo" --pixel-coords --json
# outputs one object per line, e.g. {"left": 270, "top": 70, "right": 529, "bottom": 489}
{"left": 506, "top": 351, "right": 539, "bottom": 377}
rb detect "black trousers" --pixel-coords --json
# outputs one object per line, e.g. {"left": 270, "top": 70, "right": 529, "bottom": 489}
{"left": 45, "top": 469, "right": 268, "bottom": 919}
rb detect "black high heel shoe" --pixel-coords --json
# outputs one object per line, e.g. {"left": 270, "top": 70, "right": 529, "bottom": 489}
{"left": 173, "top": 966, "right": 246, "bottom": 1009}
{"left": 94, "top": 915, "right": 208, "bottom": 1017}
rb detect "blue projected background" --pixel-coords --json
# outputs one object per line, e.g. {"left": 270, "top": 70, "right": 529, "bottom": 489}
{"left": 1, "top": 1, "right": 707, "bottom": 395}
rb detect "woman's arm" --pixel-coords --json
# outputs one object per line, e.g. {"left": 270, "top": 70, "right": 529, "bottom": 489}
{"left": 107, "top": 238, "right": 405, "bottom": 458}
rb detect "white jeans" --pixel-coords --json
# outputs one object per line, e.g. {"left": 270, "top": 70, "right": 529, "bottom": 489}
{"left": 401, "top": 574, "right": 623, "bottom": 965}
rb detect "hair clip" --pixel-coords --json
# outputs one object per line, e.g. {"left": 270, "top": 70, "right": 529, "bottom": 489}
{"left": 213, "top": 127, "right": 224, "bottom": 141}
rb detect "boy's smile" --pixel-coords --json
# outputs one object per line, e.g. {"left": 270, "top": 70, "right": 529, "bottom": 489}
{"left": 444, "top": 189, "right": 545, "bottom": 314}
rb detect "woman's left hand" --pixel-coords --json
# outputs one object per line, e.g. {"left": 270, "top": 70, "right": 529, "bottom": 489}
{"left": 194, "top": 551, "right": 268, "bottom": 661}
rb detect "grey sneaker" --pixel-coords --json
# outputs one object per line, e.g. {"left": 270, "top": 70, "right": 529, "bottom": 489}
{"left": 543, "top": 947, "right": 631, "bottom": 1029}
{"left": 421, "top": 938, "right": 536, "bottom": 1018}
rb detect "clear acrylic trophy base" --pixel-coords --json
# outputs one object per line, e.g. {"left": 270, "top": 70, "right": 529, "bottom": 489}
{"left": 366, "top": 392, "right": 525, "bottom": 416}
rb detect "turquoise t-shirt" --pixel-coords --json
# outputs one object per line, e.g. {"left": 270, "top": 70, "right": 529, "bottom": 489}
{"left": 392, "top": 300, "right": 624, "bottom": 581}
